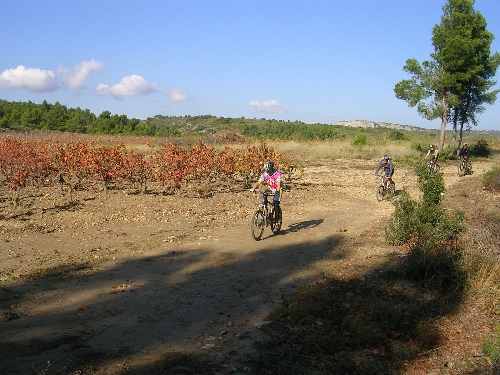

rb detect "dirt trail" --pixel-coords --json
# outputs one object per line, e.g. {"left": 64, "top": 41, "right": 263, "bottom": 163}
{"left": 0, "top": 158, "right": 493, "bottom": 374}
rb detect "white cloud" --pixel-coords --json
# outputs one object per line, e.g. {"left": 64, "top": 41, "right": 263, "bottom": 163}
{"left": 164, "top": 88, "right": 189, "bottom": 103}
{"left": 249, "top": 99, "right": 291, "bottom": 114}
{"left": 96, "top": 75, "right": 158, "bottom": 98}
{"left": 59, "top": 59, "right": 104, "bottom": 90}
{"left": 0, "top": 65, "right": 59, "bottom": 92}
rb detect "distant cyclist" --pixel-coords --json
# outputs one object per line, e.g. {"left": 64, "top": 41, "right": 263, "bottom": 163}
{"left": 425, "top": 144, "right": 439, "bottom": 166}
{"left": 374, "top": 155, "right": 394, "bottom": 187}
{"left": 458, "top": 143, "right": 470, "bottom": 160}
{"left": 250, "top": 160, "right": 283, "bottom": 215}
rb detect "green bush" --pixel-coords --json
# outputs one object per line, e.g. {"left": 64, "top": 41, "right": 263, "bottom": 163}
{"left": 385, "top": 190, "right": 419, "bottom": 246}
{"left": 482, "top": 324, "right": 500, "bottom": 363}
{"left": 352, "top": 133, "right": 367, "bottom": 147}
{"left": 416, "top": 162, "right": 445, "bottom": 205}
{"left": 386, "top": 162, "right": 465, "bottom": 285}
{"left": 411, "top": 142, "right": 426, "bottom": 153}
{"left": 483, "top": 166, "right": 500, "bottom": 192}
{"left": 472, "top": 138, "right": 491, "bottom": 157}
{"left": 438, "top": 145, "right": 457, "bottom": 160}
{"left": 389, "top": 130, "right": 406, "bottom": 140}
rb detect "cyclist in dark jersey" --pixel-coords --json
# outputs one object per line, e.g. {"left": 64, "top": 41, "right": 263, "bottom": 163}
{"left": 458, "top": 143, "right": 470, "bottom": 160}
{"left": 374, "top": 154, "right": 394, "bottom": 184}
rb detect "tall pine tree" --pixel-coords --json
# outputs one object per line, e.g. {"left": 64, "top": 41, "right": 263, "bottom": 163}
{"left": 395, "top": 0, "right": 499, "bottom": 151}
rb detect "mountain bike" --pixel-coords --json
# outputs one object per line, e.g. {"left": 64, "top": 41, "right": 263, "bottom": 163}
{"left": 428, "top": 160, "right": 440, "bottom": 174}
{"left": 375, "top": 175, "right": 395, "bottom": 202}
{"left": 250, "top": 189, "right": 282, "bottom": 240}
{"left": 458, "top": 156, "right": 473, "bottom": 177}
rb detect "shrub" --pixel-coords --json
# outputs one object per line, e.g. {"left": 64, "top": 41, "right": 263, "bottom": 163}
{"left": 352, "top": 133, "right": 367, "bottom": 147}
{"left": 389, "top": 130, "right": 406, "bottom": 141}
{"left": 386, "top": 194, "right": 464, "bottom": 252}
{"left": 411, "top": 142, "right": 426, "bottom": 153}
{"left": 483, "top": 166, "right": 500, "bottom": 192}
{"left": 386, "top": 161, "right": 465, "bottom": 285}
{"left": 482, "top": 324, "right": 500, "bottom": 363}
{"left": 472, "top": 138, "right": 491, "bottom": 157}
{"left": 416, "top": 162, "right": 445, "bottom": 206}
{"left": 385, "top": 190, "right": 419, "bottom": 246}
{"left": 438, "top": 145, "right": 457, "bottom": 160}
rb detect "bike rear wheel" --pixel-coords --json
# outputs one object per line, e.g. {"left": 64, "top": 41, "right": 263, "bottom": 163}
{"left": 270, "top": 207, "right": 282, "bottom": 234}
{"left": 251, "top": 209, "right": 265, "bottom": 240}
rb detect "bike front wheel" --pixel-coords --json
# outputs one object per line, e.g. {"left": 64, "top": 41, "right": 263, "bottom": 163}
{"left": 458, "top": 162, "right": 466, "bottom": 176}
{"left": 465, "top": 162, "right": 472, "bottom": 175}
{"left": 376, "top": 185, "right": 384, "bottom": 202}
{"left": 251, "top": 209, "right": 265, "bottom": 240}
{"left": 387, "top": 181, "right": 395, "bottom": 196}
{"left": 270, "top": 207, "right": 282, "bottom": 234}
{"left": 429, "top": 163, "right": 440, "bottom": 174}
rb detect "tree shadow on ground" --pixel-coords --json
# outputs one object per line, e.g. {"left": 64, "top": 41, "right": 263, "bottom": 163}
{"left": 0, "top": 234, "right": 470, "bottom": 375}
{"left": 252, "top": 282, "right": 458, "bottom": 374}
{"left": 247, "top": 259, "right": 472, "bottom": 375}
{"left": 0, "top": 233, "right": 341, "bottom": 374}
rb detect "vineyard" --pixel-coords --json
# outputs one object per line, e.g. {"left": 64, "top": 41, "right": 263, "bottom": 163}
{"left": 0, "top": 138, "right": 302, "bottom": 202}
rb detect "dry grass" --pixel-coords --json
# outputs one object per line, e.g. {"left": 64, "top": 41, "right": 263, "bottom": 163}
{"left": 267, "top": 139, "right": 421, "bottom": 164}
{"left": 458, "top": 180, "right": 500, "bottom": 318}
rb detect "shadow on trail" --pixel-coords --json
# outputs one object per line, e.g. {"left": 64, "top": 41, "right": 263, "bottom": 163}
{"left": 282, "top": 218, "right": 323, "bottom": 234}
{"left": 249, "top": 271, "right": 467, "bottom": 375}
{"left": 0, "top": 233, "right": 340, "bottom": 374}
{"left": 0, "top": 233, "right": 466, "bottom": 374}
{"left": 257, "top": 219, "right": 324, "bottom": 240}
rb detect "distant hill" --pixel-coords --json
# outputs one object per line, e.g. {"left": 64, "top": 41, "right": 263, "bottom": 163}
{"left": 334, "top": 120, "right": 423, "bottom": 131}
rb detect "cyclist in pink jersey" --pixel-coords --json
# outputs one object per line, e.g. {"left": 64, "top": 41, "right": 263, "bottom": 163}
{"left": 250, "top": 160, "right": 283, "bottom": 212}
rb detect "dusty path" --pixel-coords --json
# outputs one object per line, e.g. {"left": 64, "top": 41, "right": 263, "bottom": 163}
{"left": 0, "top": 158, "right": 493, "bottom": 374}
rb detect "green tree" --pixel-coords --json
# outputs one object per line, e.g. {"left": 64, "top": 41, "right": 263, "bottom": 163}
{"left": 92, "top": 110, "right": 112, "bottom": 134}
{"left": 395, "top": 0, "right": 499, "bottom": 152}
{"left": 66, "top": 108, "right": 96, "bottom": 133}
{"left": 41, "top": 101, "right": 69, "bottom": 131}
{"left": 394, "top": 58, "right": 456, "bottom": 152}
{"left": 434, "top": 0, "right": 500, "bottom": 150}
{"left": 20, "top": 106, "right": 43, "bottom": 129}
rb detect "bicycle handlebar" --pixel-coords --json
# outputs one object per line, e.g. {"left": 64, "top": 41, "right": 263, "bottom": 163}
{"left": 250, "top": 188, "right": 276, "bottom": 196}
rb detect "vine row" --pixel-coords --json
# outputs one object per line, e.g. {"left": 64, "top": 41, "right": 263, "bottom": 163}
{"left": 0, "top": 139, "right": 302, "bottom": 197}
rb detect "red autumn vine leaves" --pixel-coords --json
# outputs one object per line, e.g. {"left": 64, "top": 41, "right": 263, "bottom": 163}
{"left": 0, "top": 138, "right": 301, "bottom": 193}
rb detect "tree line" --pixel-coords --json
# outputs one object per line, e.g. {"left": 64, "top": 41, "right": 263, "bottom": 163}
{"left": 0, "top": 99, "right": 367, "bottom": 141}
{"left": 0, "top": 100, "right": 181, "bottom": 137}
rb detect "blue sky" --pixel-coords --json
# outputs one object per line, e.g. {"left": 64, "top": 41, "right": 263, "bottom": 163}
{"left": 1, "top": 0, "right": 499, "bottom": 130}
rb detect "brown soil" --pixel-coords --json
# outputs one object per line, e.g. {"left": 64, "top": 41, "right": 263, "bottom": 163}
{"left": 0, "top": 158, "right": 495, "bottom": 375}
